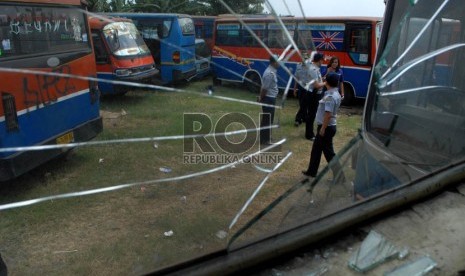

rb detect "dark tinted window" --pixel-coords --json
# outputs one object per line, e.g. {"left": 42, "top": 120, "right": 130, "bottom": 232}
{"left": 267, "top": 23, "right": 295, "bottom": 48}
{"left": 242, "top": 23, "right": 266, "bottom": 47}
{"left": 215, "top": 23, "right": 241, "bottom": 46}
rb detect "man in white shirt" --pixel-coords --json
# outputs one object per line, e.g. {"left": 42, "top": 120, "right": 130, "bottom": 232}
{"left": 259, "top": 55, "right": 280, "bottom": 145}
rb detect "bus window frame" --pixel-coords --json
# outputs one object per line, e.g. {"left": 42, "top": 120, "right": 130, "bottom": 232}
{"left": 215, "top": 23, "right": 242, "bottom": 46}
{"left": 0, "top": 3, "right": 92, "bottom": 63}
{"left": 345, "top": 23, "right": 373, "bottom": 66}
{"left": 242, "top": 22, "right": 266, "bottom": 48}
{"left": 91, "top": 31, "right": 110, "bottom": 64}
{"left": 266, "top": 22, "right": 296, "bottom": 49}
{"left": 133, "top": 18, "right": 173, "bottom": 40}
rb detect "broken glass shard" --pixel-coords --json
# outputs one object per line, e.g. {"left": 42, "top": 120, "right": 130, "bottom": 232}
{"left": 384, "top": 256, "right": 437, "bottom": 276}
{"left": 306, "top": 265, "right": 329, "bottom": 276}
{"left": 398, "top": 246, "right": 410, "bottom": 260}
{"left": 348, "top": 230, "right": 399, "bottom": 272}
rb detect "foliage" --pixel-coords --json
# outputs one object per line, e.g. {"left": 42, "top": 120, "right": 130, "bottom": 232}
{"left": 87, "top": 0, "right": 265, "bottom": 15}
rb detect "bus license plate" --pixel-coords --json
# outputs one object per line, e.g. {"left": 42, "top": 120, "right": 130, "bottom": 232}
{"left": 56, "top": 132, "right": 74, "bottom": 144}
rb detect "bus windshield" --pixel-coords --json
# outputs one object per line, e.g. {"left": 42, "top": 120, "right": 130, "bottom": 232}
{"left": 367, "top": 0, "right": 465, "bottom": 171}
{"left": 0, "top": 4, "right": 91, "bottom": 60}
{"left": 103, "top": 22, "right": 150, "bottom": 57}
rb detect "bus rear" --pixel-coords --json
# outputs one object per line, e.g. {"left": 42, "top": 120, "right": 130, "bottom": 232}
{"left": 0, "top": 0, "right": 102, "bottom": 181}
{"left": 108, "top": 13, "right": 197, "bottom": 84}
{"left": 89, "top": 15, "right": 158, "bottom": 95}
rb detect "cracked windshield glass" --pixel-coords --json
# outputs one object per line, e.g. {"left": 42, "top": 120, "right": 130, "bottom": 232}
{"left": 0, "top": 0, "right": 463, "bottom": 274}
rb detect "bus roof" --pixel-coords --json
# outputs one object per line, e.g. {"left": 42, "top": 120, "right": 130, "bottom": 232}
{"left": 215, "top": 15, "right": 382, "bottom": 23}
{"left": 1, "top": 0, "right": 86, "bottom": 5}
{"left": 108, "top": 13, "right": 192, "bottom": 19}
{"left": 191, "top": 15, "right": 217, "bottom": 19}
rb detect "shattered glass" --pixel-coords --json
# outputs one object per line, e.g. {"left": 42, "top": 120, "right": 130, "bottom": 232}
{"left": 348, "top": 230, "right": 399, "bottom": 272}
{"left": 0, "top": 0, "right": 464, "bottom": 274}
{"left": 384, "top": 256, "right": 437, "bottom": 276}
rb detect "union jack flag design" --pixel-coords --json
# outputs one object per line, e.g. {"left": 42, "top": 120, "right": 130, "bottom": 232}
{"left": 311, "top": 31, "right": 344, "bottom": 50}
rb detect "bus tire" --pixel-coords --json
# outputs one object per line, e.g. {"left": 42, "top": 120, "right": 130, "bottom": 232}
{"left": 213, "top": 76, "right": 222, "bottom": 86}
{"left": 342, "top": 83, "right": 355, "bottom": 106}
{"left": 245, "top": 72, "right": 261, "bottom": 93}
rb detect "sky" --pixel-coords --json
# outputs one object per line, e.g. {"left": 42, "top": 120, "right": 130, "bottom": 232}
{"left": 265, "top": 0, "right": 386, "bottom": 17}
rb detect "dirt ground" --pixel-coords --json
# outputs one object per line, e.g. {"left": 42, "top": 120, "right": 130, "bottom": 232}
{"left": 257, "top": 182, "right": 465, "bottom": 276}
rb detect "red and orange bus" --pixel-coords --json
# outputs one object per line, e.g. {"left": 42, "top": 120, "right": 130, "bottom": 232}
{"left": 89, "top": 15, "right": 158, "bottom": 95}
{"left": 211, "top": 16, "right": 382, "bottom": 104}
{"left": 0, "top": 0, "right": 102, "bottom": 180}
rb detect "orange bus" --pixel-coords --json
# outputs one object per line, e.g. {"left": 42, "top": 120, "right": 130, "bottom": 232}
{"left": 0, "top": 0, "right": 102, "bottom": 180}
{"left": 89, "top": 15, "right": 158, "bottom": 95}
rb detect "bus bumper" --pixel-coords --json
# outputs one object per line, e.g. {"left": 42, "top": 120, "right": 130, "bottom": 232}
{"left": 173, "top": 68, "right": 197, "bottom": 82}
{"left": 0, "top": 117, "right": 103, "bottom": 182}
{"left": 112, "top": 67, "right": 159, "bottom": 94}
{"left": 118, "top": 66, "right": 159, "bottom": 82}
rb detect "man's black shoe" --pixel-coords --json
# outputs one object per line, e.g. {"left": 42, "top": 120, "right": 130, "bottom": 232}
{"left": 302, "top": 170, "right": 316, "bottom": 177}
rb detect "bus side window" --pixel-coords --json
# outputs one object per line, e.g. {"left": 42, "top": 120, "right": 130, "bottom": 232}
{"left": 91, "top": 32, "right": 109, "bottom": 64}
{"left": 347, "top": 25, "right": 371, "bottom": 65}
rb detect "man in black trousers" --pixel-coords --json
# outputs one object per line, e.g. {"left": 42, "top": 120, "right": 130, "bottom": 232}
{"left": 302, "top": 72, "right": 344, "bottom": 181}
{"left": 304, "top": 53, "right": 325, "bottom": 141}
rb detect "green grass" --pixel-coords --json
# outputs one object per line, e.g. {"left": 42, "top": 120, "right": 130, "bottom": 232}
{"left": 0, "top": 77, "right": 362, "bottom": 275}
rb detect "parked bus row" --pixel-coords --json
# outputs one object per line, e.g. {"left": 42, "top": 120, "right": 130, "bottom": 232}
{"left": 0, "top": 1, "right": 213, "bottom": 181}
{"left": 0, "top": 2, "right": 376, "bottom": 180}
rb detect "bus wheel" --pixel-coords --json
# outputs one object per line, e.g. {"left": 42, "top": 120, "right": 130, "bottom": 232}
{"left": 342, "top": 84, "right": 354, "bottom": 106}
{"left": 213, "top": 76, "right": 222, "bottom": 86}
{"left": 245, "top": 72, "right": 261, "bottom": 93}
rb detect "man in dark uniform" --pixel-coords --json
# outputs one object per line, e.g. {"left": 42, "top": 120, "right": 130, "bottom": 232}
{"left": 302, "top": 72, "right": 343, "bottom": 179}
{"left": 305, "top": 53, "right": 325, "bottom": 141}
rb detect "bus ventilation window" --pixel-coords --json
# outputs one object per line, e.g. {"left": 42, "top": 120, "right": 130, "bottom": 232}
{"left": 2, "top": 93, "right": 19, "bottom": 132}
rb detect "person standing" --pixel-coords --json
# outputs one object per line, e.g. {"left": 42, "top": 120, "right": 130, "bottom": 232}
{"left": 324, "top": 56, "right": 345, "bottom": 98}
{"left": 259, "top": 55, "right": 280, "bottom": 145}
{"left": 293, "top": 52, "right": 311, "bottom": 126}
{"left": 302, "top": 72, "right": 343, "bottom": 179}
{"left": 305, "top": 53, "right": 325, "bottom": 140}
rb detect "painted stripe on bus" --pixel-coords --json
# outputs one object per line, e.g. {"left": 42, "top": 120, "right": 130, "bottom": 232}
{"left": 0, "top": 89, "right": 90, "bottom": 123}
{"left": 0, "top": 91, "right": 99, "bottom": 157}
{"left": 161, "top": 59, "right": 196, "bottom": 66}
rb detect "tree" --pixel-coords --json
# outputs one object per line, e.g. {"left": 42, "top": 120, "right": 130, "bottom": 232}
{"left": 205, "top": 0, "right": 264, "bottom": 15}
{"left": 86, "top": 0, "right": 111, "bottom": 12}
{"left": 86, "top": 0, "right": 264, "bottom": 15}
